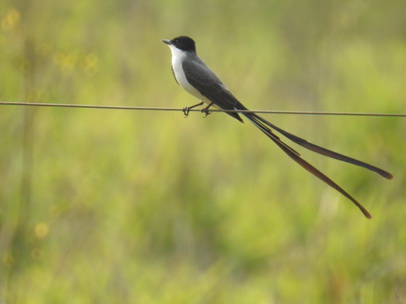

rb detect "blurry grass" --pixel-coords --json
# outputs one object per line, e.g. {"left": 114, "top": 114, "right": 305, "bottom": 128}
{"left": 1, "top": 0, "right": 406, "bottom": 303}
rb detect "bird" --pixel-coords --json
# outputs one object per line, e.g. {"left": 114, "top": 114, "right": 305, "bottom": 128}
{"left": 162, "top": 35, "right": 393, "bottom": 219}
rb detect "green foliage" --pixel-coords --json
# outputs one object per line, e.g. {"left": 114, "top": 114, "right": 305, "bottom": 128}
{"left": 1, "top": 0, "right": 405, "bottom": 302}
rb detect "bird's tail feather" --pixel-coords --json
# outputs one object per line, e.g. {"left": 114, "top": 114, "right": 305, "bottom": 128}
{"left": 248, "top": 113, "right": 393, "bottom": 179}
{"left": 243, "top": 113, "right": 373, "bottom": 218}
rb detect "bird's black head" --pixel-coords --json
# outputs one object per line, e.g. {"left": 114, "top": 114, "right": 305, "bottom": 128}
{"left": 163, "top": 36, "right": 196, "bottom": 52}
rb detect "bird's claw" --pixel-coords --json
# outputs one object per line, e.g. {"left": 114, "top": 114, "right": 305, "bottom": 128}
{"left": 201, "top": 107, "right": 212, "bottom": 117}
{"left": 182, "top": 107, "right": 191, "bottom": 117}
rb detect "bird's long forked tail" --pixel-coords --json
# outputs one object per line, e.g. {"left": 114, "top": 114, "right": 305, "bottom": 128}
{"left": 250, "top": 113, "right": 393, "bottom": 179}
{"left": 242, "top": 113, "right": 393, "bottom": 219}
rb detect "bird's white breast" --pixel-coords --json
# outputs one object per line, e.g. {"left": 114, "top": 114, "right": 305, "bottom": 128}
{"left": 168, "top": 45, "right": 208, "bottom": 102}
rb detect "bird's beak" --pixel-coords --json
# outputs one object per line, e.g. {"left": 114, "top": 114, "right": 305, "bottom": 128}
{"left": 162, "top": 39, "right": 171, "bottom": 45}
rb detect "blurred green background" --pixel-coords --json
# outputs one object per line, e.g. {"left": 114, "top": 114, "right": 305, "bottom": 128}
{"left": 1, "top": 0, "right": 405, "bottom": 302}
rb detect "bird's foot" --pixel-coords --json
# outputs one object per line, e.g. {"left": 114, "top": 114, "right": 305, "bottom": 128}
{"left": 201, "top": 102, "right": 214, "bottom": 117}
{"left": 201, "top": 107, "right": 212, "bottom": 117}
{"left": 183, "top": 107, "right": 191, "bottom": 117}
{"left": 182, "top": 101, "right": 204, "bottom": 118}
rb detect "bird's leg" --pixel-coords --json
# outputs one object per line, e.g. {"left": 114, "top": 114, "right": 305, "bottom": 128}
{"left": 183, "top": 101, "right": 204, "bottom": 117}
{"left": 201, "top": 102, "right": 214, "bottom": 117}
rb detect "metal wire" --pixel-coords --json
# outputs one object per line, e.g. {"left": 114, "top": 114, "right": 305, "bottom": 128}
{"left": 1, "top": 101, "right": 405, "bottom": 117}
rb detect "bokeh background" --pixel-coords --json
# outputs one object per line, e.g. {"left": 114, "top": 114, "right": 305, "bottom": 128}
{"left": 1, "top": 0, "right": 405, "bottom": 303}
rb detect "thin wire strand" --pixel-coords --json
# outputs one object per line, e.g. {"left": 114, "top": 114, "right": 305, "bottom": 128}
{"left": 1, "top": 101, "right": 405, "bottom": 117}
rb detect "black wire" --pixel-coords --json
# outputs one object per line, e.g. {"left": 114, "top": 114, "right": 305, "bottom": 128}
{"left": 1, "top": 101, "right": 405, "bottom": 117}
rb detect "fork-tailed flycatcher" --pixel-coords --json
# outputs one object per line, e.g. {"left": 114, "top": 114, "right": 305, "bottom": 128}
{"left": 162, "top": 36, "right": 393, "bottom": 219}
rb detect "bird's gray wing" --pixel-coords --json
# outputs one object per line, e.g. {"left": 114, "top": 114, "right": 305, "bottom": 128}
{"left": 182, "top": 58, "right": 245, "bottom": 121}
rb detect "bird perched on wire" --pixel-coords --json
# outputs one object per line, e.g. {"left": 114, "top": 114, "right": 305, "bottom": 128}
{"left": 162, "top": 35, "right": 393, "bottom": 218}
